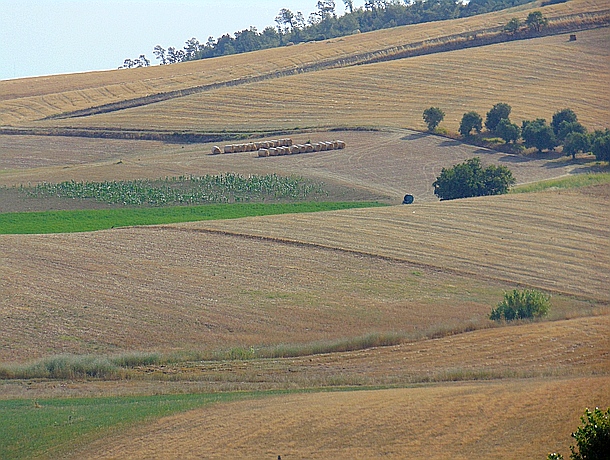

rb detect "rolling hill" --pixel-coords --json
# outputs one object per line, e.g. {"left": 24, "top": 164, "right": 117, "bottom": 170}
{"left": 1, "top": 0, "right": 609, "bottom": 458}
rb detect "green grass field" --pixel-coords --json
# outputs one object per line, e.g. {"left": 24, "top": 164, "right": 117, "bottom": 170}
{"left": 511, "top": 171, "right": 610, "bottom": 193}
{"left": 0, "top": 201, "right": 386, "bottom": 234}
{"left": 0, "top": 391, "right": 284, "bottom": 459}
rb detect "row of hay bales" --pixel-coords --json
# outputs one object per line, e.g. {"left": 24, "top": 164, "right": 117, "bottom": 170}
{"left": 257, "top": 140, "right": 346, "bottom": 157}
{"left": 211, "top": 139, "right": 293, "bottom": 155}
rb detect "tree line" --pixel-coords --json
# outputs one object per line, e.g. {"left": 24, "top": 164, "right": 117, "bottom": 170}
{"left": 423, "top": 104, "right": 610, "bottom": 162}
{"left": 120, "top": 0, "right": 534, "bottom": 68}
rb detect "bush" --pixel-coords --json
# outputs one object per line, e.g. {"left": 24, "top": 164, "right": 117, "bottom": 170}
{"left": 485, "top": 103, "right": 512, "bottom": 132}
{"left": 433, "top": 157, "right": 515, "bottom": 200}
{"left": 570, "top": 407, "right": 610, "bottom": 460}
{"left": 489, "top": 289, "right": 550, "bottom": 321}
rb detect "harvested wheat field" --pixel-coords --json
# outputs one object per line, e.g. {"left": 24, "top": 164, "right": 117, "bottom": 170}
{"left": 55, "top": 27, "right": 610, "bottom": 133}
{"left": 1, "top": 186, "right": 607, "bottom": 363}
{"left": 71, "top": 376, "right": 610, "bottom": 459}
{"left": 180, "top": 185, "right": 610, "bottom": 301}
{"left": 1, "top": 0, "right": 607, "bottom": 127}
{"left": 0, "top": 129, "right": 597, "bottom": 208}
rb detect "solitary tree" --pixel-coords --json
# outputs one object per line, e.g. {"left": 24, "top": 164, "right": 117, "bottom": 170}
{"left": 423, "top": 107, "right": 445, "bottom": 132}
{"left": 490, "top": 289, "right": 550, "bottom": 322}
{"left": 459, "top": 111, "right": 483, "bottom": 137}
{"left": 433, "top": 157, "right": 515, "bottom": 200}
{"left": 485, "top": 102, "right": 512, "bottom": 132}
{"left": 570, "top": 407, "right": 610, "bottom": 460}
{"left": 504, "top": 17, "right": 522, "bottom": 34}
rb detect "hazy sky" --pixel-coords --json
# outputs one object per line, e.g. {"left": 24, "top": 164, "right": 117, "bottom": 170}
{"left": 0, "top": 0, "right": 366, "bottom": 81}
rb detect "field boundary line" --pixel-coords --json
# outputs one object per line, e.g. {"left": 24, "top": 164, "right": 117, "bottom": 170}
{"left": 135, "top": 224, "right": 607, "bottom": 303}
{"left": 38, "top": 11, "right": 610, "bottom": 123}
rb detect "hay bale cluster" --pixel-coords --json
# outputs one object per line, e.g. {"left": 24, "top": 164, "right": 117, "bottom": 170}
{"left": 257, "top": 139, "right": 346, "bottom": 158}
{"left": 211, "top": 139, "right": 293, "bottom": 155}
{"left": 211, "top": 138, "right": 346, "bottom": 157}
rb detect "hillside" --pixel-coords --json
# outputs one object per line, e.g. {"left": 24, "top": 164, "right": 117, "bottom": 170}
{"left": 0, "top": 0, "right": 608, "bottom": 130}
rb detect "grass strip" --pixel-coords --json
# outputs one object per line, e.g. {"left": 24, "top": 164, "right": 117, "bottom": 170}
{"left": 0, "top": 391, "right": 278, "bottom": 459}
{"left": 511, "top": 172, "right": 610, "bottom": 194}
{"left": 0, "top": 201, "right": 386, "bottom": 234}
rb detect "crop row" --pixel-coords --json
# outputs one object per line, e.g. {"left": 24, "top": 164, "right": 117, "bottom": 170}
{"left": 23, "top": 173, "right": 326, "bottom": 206}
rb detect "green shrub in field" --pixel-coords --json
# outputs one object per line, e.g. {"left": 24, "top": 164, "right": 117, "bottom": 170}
{"left": 547, "top": 407, "right": 610, "bottom": 460}
{"left": 490, "top": 289, "right": 550, "bottom": 322}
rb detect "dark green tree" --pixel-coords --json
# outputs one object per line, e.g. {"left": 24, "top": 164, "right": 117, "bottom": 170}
{"left": 563, "top": 132, "right": 590, "bottom": 159}
{"left": 496, "top": 118, "right": 521, "bottom": 143}
{"left": 525, "top": 10, "right": 548, "bottom": 32}
{"left": 551, "top": 108, "right": 578, "bottom": 137}
{"left": 423, "top": 107, "right": 445, "bottom": 132}
{"left": 504, "top": 17, "right": 522, "bottom": 34}
{"left": 485, "top": 102, "right": 511, "bottom": 132}
{"left": 570, "top": 407, "right": 610, "bottom": 460}
{"left": 433, "top": 157, "right": 515, "bottom": 200}
{"left": 459, "top": 111, "right": 483, "bottom": 137}
{"left": 591, "top": 134, "right": 610, "bottom": 161}
{"left": 522, "top": 119, "right": 557, "bottom": 152}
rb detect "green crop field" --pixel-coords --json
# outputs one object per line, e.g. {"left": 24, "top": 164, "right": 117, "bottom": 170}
{"left": 0, "top": 201, "right": 385, "bottom": 234}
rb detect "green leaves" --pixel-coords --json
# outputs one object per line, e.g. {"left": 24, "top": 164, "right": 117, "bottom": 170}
{"left": 489, "top": 289, "right": 550, "bottom": 322}
{"left": 23, "top": 174, "right": 326, "bottom": 206}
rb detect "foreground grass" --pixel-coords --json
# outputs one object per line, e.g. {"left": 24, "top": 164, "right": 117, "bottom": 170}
{"left": 0, "top": 201, "right": 386, "bottom": 234}
{"left": 0, "top": 391, "right": 284, "bottom": 459}
{"left": 511, "top": 171, "right": 610, "bottom": 194}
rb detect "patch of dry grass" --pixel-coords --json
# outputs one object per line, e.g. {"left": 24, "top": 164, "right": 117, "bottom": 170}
{"left": 70, "top": 376, "right": 610, "bottom": 459}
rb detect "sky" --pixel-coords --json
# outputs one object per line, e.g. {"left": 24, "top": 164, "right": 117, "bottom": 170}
{"left": 0, "top": 0, "right": 366, "bottom": 81}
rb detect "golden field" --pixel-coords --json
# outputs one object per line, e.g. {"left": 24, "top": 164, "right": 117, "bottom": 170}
{"left": 1, "top": 0, "right": 609, "bottom": 457}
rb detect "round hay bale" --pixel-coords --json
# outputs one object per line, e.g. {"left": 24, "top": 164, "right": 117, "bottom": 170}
{"left": 297, "top": 144, "right": 306, "bottom": 153}
{"left": 332, "top": 140, "right": 339, "bottom": 150}
{"left": 270, "top": 140, "right": 279, "bottom": 148}
{"left": 247, "top": 143, "right": 255, "bottom": 151}
{"left": 337, "top": 140, "right": 346, "bottom": 149}
{"left": 268, "top": 147, "right": 278, "bottom": 156}
{"left": 320, "top": 142, "right": 328, "bottom": 151}
{"left": 402, "top": 194, "right": 414, "bottom": 205}
{"left": 286, "top": 138, "right": 293, "bottom": 146}
{"left": 290, "top": 145, "right": 300, "bottom": 154}
{"left": 305, "top": 144, "right": 314, "bottom": 153}
{"left": 258, "top": 149, "right": 269, "bottom": 157}
{"left": 224, "top": 145, "right": 234, "bottom": 154}
{"left": 211, "top": 146, "right": 222, "bottom": 155}
{"left": 261, "top": 141, "right": 269, "bottom": 149}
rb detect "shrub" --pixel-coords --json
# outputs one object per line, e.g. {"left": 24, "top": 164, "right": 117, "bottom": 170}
{"left": 489, "top": 289, "right": 550, "bottom": 321}
{"left": 591, "top": 134, "right": 610, "bottom": 162}
{"left": 570, "top": 407, "right": 610, "bottom": 460}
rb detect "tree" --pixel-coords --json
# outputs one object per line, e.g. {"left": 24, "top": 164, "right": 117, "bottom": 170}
{"left": 153, "top": 45, "right": 167, "bottom": 64}
{"left": 485, "top": 102, "right": 511, "bottom": 132}
{"left": 522, "top": 119, "right": 557, "bottom": 152}
{"left": 570, "top": 407, "right": 610, "bottom": 460}
{"left": 591, "top": 134, "right": 610, "bottom": 161}
{"left": 557, "top": 121, "right": 587, "bottom": 143}
{"left": 504, "top": 17, "right": 522, "bottom": 34}
{"left": 423, "top": 107, "right": 445, "bottom": 131}
{"left": 551, "top": 108, "right": 578, "bottom": 136}
{"left": 563, "top": 132, "right": 590, "bottom": 159}
{"left": 489, "top": 289, "right": 550, "bottom": 322}
{"left": 433, "top": 157, "right": 515, "bottom": 200}
{"left": 459, "top": 111, "right": 483, "bottom": 137}
{"left": 526, "top": 11, "right": 548, "bottom": 33}
{"left": 343, "top": 0, "right": 354, "bottom": 13}
{"left": 496, "top": 118, "right": 521, "bottom": 144}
